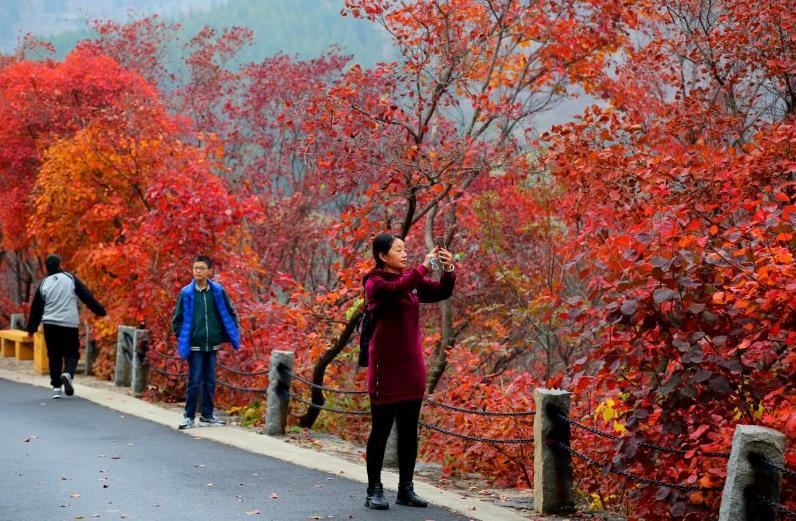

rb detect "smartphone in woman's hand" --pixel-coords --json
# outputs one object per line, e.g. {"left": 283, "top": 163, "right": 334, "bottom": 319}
{"left": 434, "top": 235, "right": 454, "bottom": 270}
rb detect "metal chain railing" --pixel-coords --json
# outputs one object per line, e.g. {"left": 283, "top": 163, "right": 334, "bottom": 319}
{"left": 551, "top": 441, "right": 722, "bottom": 492}
{"left": 148, "top": 349, "right": 268, "bottom": 374}
{"left": 217, "top": 363, "right": 270, "bottom": 377}
{"left": 750, "top": 454, "right": 796, "bottom": 479}
{"left": 277, "top": 364, "right": 369, "bottom": 395}
{"left": 751, "top": 493, "right": 796, "bottom": 518}
{"left": 215, "top": 380, "right": 268, "bottom": 393}
{"left": 424, "top": 396, "right": 535, "bottom": 417}
{"left": 287, "top": 391, "right": 370, "bottom": 416}
{"left": 560, "top": 415, "right": 730, "bottom": 458}
{"left": 148, "top": 364, "right": 187, "bottom": 378}
{"left": 421, "top": 420, "right": 533, "bottom": 444}
{"left": 146, "top": 350, "right": 268, "bottom": 386}
{"left": 148, "top": 350, "right": 182, "bottom": 361}
{"left": 146, "top": 351, "right": 266, "bottom": 393}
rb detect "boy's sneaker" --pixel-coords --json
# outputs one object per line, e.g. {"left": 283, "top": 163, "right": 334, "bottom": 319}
{"left": 52, "top": 387, "right": 62, "bottom": 399}
{"left": 178, "top": 416, "right": 195, "bottom": 430}
{"left": 199, "top": 415, "right": 226, "bottom": 427}
{"left": 60, "top": 373, "right": 74, "bottom": 396}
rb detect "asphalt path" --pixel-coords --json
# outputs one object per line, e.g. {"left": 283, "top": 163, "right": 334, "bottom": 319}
{"left": 0, "top": 378, "right": 472, "bottom": 521}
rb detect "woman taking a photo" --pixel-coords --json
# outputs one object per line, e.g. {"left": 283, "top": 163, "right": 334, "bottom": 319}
{"left": 362, "top": 233, "right": 456, "bottom": 510}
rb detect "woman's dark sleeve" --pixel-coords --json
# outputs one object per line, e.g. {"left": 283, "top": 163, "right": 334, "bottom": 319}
{"left": 366, "top": 265, "right": 429, "bottom": 301}
{"left": 416, "top": 269, "right": 456, "bottom": 303}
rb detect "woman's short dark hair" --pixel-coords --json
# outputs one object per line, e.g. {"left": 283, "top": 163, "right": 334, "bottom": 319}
{"left": 194, "top": 255, "right": 213, "bottom": 268}
{"left": 372, "top": 233, "right": 397, "bottom": 269}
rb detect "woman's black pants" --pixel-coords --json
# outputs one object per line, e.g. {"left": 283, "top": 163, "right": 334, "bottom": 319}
{"left": 366, "top": 399, "right": 422, "bottom": 486}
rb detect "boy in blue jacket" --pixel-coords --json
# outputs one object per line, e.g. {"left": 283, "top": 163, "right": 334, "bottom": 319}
{"left": 171, "top": 255, "right": 240, "bottom": 429}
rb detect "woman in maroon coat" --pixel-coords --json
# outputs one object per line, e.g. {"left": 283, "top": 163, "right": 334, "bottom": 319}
{"left": 363, "top": 233, "right": 456, "bottom": 510}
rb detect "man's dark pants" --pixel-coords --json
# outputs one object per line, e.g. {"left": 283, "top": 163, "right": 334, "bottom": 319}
{"left": 42, "top": 324, "right": 80, "bottom": 388}
{"left": 184, "top": 350, "right": 217, "bottom": 419}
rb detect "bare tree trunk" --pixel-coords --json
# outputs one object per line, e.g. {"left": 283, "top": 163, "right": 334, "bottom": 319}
{"left": 426, "top": 298, "right": 453, "bottom": 393}
{"left": 426, "top": 205, "right": 457, "bottom": 393}
{"left": 298, "top": 309, "right": 363, "bottom": 428}
{"left": 15, "top": 256, "right": 23, "bottom": 304}
{"left": 21, "top": 255, "right": 36, "bottom": 303}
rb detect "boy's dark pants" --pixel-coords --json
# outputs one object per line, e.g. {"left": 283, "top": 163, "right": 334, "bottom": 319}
{"left": 184, "top": 350, "right": 217, "bottom": 419}
{"left": 43, "top": 324, "right": 80, "bottom": 388}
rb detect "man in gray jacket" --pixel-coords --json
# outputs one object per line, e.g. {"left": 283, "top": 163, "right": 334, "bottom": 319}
{"left": 26, "top": 254, "right": 107, "bottom": 398}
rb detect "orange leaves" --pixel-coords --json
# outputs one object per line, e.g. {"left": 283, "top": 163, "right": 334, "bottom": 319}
{"left": 0, "top": 46, "right": 168, "bottom": 251}
{"left": 678, "top": 235, "right": 698, "bottom": 248}
{"left": 774, "top": 251, "right": 794, "bottom": 264}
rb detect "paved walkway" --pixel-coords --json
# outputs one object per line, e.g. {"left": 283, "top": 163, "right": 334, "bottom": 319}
{"left": 0, "top": 375, "right": 529, "bottom": 521}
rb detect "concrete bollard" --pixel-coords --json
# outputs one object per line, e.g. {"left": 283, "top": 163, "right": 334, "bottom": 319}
{"left": 383, "top": 423, "right": 399, "bottom": 468}
{"left": 533, "top": 388, "right": 574, "bottom": 514}
{"left": 114, "top": 326, "right": 135, "bottom": 387}
{"left": 9, "top": 313, "right": 26, "bottom": 330}
{"left": 264, "top": 350, "right": 294, "bottom": 435}
{"left": 130, "top": 329, "right": 150, "bottom": 398}
{"left": 718, "top": 425, "right": 787, "bottom": 521}
{"left": 83, "top": 323, "right": 96, "bottom": 376}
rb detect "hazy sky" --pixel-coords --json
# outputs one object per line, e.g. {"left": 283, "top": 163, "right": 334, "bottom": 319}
{"left": 0, "top": 0, "right": 224, "bottom": 50}
{"left": 0, "top": 0, "right": 598, "bottom": 131}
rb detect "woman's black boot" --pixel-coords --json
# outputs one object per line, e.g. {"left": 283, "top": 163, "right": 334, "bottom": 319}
{"left": 365, "top": 482, "right": 389, "bottom": 510}
{"left": 396, "top": 481, "right": 428, "bottom": 507}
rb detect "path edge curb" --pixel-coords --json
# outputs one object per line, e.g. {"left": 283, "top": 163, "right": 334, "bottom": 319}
{"left": 0, "top": 368, "right": 530, "bottom": 521}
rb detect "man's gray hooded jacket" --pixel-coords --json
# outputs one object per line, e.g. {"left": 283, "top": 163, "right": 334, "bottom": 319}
{"left": 26, "top": 271, "right": 106, "bottom": 332}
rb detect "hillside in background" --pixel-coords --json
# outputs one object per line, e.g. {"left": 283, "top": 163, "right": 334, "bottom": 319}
{"left": 0, "top": 0, "right": 591, "bottom": 129}
{"left": 0, "top": 0, "right": 392, "bottom": 67}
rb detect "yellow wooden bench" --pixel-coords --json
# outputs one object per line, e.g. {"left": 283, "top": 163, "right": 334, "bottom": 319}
{"left": 0, "top": 329, "right": 34, "bottom": 361}
{"left": 32, "top": 328, "right": 48, "bottom": 374}
{"left": 1, "top": 327, "right": 84, "bottom": 375}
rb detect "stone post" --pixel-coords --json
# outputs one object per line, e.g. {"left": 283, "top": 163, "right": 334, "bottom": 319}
{"left": 264, "top": 350, "right": 294, "bottom": 435}
{"left": 383, "top": 423, "right": 399, "bottom": 468}
{"left": 718, "top": 425, "right": 787, "bottom": 521}
{"left": 130, "top": 329, "right": 150, "bottom": 398}
{"left": 533, "top": 388, "right": 573, "bottom": 514}
{"left": 114, "top": 326, "right": 135, "bottom": 387}
{"left": 9, "top": 313, "right": 26, "bottom": 330}
{"left": 83, "top": 322, "right": 97, "bottom": 376}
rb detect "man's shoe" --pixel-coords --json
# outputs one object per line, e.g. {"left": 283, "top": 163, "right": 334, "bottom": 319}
{"left": 51, "top": 387, "right": 62, "bottom": 399}
{"left": 365, "top": 482, "right": 389, "bottom": 510}
{"left": 396, "top": 481, "right": 428, "bottom": 507}
{"left": 61, "top": 373, "right": 74, "bottom": 396}
{"left": 178, "top": 416, "right": 195, "bottom": 429}
{"left": 198, "top": 414, "right": 226, "bottom": 427}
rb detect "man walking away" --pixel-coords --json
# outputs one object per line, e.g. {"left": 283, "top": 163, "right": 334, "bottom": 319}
{"left": 26, "top": 254, "right": 107, "bottom": 399}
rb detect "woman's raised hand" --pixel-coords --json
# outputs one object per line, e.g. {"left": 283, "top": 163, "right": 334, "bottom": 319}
{"left": 423, "top": 247, "right": 439, "bottom": 270}
{"left": 436, "top": 248, "right": 453, "bottom": 269}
